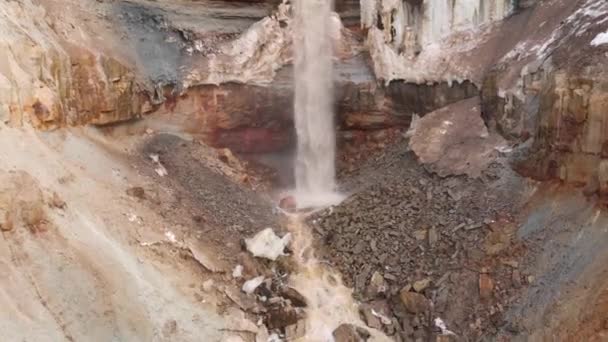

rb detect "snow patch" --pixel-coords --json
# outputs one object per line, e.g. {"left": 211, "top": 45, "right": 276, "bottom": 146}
{"left": 591, "top": 31, "right": 608, "bottom": 46}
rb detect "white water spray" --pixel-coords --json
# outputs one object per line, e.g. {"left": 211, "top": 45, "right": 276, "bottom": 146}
{"left": 293, "top": 0, "right": 343, "bottom": 208}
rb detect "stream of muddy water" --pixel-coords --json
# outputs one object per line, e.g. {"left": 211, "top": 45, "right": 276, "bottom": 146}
{"left": 287, "top": 216, "right": 391, "bottom": 341}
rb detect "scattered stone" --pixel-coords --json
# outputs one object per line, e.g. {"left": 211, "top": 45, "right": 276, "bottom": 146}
{"left": 48, "top": 192, "right": 67, "bottom": 209}
{"left": 224, "top": 307, "right": 259, "bottom": 333}
{"left": 126, "top": 186, "right": 146, "bottom": 200}
{"left": 17, "top": 181, "right": 47, "bottom": 233}
{"left": 399, "top": 291, "right": 429, "bottom": 314}
{"left": 413, "top": 278, "right": 431, "bottom": 293}
{"left": 360, "top": 305, "right": 382, "bottom": 330}
{"left": 367, "top": 271, "right": 388, "bottom": 297}
{"left": 371, "top": 309, "right": 393, "bottom": 325}
{"left": 384, "top": 273, "right": 397, "bottom": 282}
{"left": 255, "top": 325, "right": 270, "bottom": 342}
{"left": 217, "top": 148, "right": 239, "bottom": 166}
{"left": 245, "top": 228, "right": 291, "bottom": 261}
{"left": 465, "top": 223, "right": 483, "bottom": 231}
{"left": 242, "top": 276, "right": 265, "bottom": 294}
{"left": 479, "top": 274, "right": 494, "bottom": 300}
{"left": 435, "top": 335, "right": 457, "bottom": 342}
{"left": 333, "top": 324, "right": 370, "bottom": 342}
{"left": 279, "top": 196, "right": 297, "bottom": 212}
{"left": 527, "top": 275, "right": 535, "bottom": 284}
{"left": 0, "top": 211, "right": 13, "bottom": 232}
{"left": 280, "top": 286, "right": 308, "bottom": 307}
{"left": 428, "top": 227, "right": 438, "bottom": 247}
{"left": 266, "top": 306, "right": 299, "bottom": 329}
{"left": 285, "top": 321, "right": 306, "bottom": 341}
{"left": 414, "top": 230, "right": 427, "bottom": 241}
{"left": 232, "top": 265, "right": 243, "bottom": 278}
{"left": 434, "top": 317, "right": 456, "bottom": 336}
{"left": 512, "top": 270, "right": 522, "bottom": 288}
{"left": 162, "top": 319, "right": 178, "bottom": 337}
{"left": 501, "top": 260, "right": 519, "bottom": 268}
{"left": 224, "top": 286, "right": 258, "bottom": 312}
{"left": 202, "top": 279, "right": 215, "bottom": 292}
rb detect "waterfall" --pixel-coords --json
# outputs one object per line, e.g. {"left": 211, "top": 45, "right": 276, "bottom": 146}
{"left": 293, "top": 0, "right": 343, "bottom": 208}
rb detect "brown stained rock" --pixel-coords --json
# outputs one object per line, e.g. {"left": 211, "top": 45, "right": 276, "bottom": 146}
{"left": 435, "top": 335, "right": 457, "bottom": 342}
{"left": 279, "top": 196, "right": 297, "bottom": 212}
{"left": 162, "top": 320, "right": 178, "bottom": 338}
{"left": 0, "top": 211, "right": 13, "bottom": 232}
{"left": 266, "top": 306, "right": 300, "bottom": 329}
{"left": 126, "top": 187, "right": 146, "bottom": 200}
{"left": 512, "top": 270, "right": 522, "bottom": 289}
{"left": 285, "top": 321, "right": 306, "bottom": 341}
{"left": 399, "top": 291, "right": 429, "bottom": 314}
{"left": 413, "top": 278, "right": 431, "bottom": 293}
{"left": 409, "top": 98, "right": 505, "bottom": 178}
{"left": 280, "top": 286, "right": 307, "bottom": 307}
{"left": 479, "top": 273, "right": 494, "bottom": 300}
{"left": 333, "top": 324, "right": 370, "bottom": 342}
{"left": 48, "top": 192, "right": 67, "bottom": 209}
{"left": 367, "top": 271, "right": 388, "bottom": 297}
{"left": 360, "top": 305, "right": 382, "bottom": 330}
{"left": 0, "top": 171, "right": 47, "bottom": 233}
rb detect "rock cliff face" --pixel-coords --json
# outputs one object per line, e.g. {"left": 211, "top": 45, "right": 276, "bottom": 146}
{"left": 0, "top": 0, "right": 157, "bottom": 129}
{"left": 3, "top": 0, "right": 608, "bottom": 192}
{"left": 0, "top": 0, "right": 292, "bottom": 129}
{"left": 479, "top": 0, "right": 608, "bottom": 196}
{"left": 362, "top": 0, "right": 608, "bottom": 198}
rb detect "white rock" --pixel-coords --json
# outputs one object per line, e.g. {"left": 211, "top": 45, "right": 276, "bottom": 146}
{"left": 164, "top": 231, "right": 177, "bottom": 243}
{"left": 434, "top": 317, "right": 456, "bottom": 336}
{"left": 202, "top": 279, "right": 214, "bottom": 292}
{"left": 245, "top": 228, "right": 291, "bottom": 261}
{"left": 233, "top": 264, "right": 244, "bottom": 278}
{"left": 242, "top": 276, "right": 265, "bottom": 294}
{"left": 267, "top": 333, "right": 282, "bottom": 342}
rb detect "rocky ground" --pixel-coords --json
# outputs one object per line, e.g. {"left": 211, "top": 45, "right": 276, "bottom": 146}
{"left": 2, "top": 0, "right": 608, "bottom": 341}
{"left": 308, "top": 136, "right": 534, "bottom": 341}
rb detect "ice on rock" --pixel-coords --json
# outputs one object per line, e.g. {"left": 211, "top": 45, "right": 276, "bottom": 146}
{"left": 245, "top": 228, "right": 291, "bottom": 261}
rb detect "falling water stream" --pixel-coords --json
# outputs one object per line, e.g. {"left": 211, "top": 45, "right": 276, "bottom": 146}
{"left": 287, "top": 1, "right": 390, "bottom": 341}
{"left": 293, "top": 0, "right": 343, "bottom": 209}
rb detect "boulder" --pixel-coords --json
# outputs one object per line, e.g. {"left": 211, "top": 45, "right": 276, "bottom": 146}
{"left": 333, "top": 324, "right": 370, "bottom": 342}
{"left": 399, "top": 291, "right": 429, "bottom": 314}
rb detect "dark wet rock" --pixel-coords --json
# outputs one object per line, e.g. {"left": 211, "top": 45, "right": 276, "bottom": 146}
{"left": 126, "top": 186, "right": 146, "bottom": 200}
{"left": 280, "top": 286, "right": 307, "bottom": 307}
{"left": 333, "top": 324, "right": 370, "bottom": 342}
{"left": 266, "top": 306, "right": 300, "bottom": 329}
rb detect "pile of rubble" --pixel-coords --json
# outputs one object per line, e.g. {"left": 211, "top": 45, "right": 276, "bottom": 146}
{"left": 309, "top": 139, "right": 532, "bottom": 340}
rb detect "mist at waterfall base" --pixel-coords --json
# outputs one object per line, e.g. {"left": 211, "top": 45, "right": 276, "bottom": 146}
{"left": 292, "top": 0, "right": 344, "bottom": 209}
